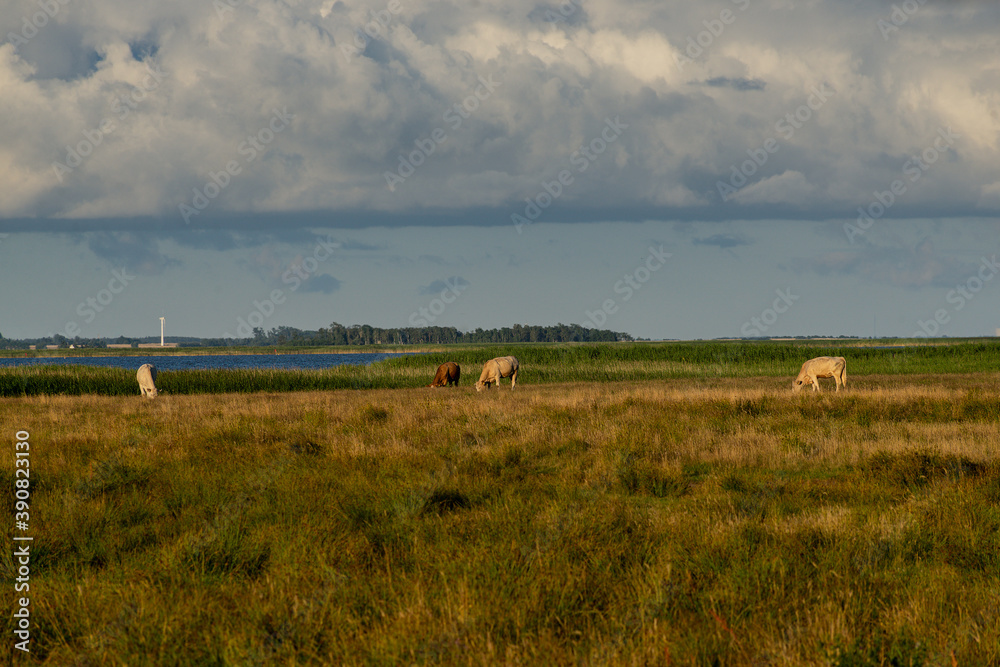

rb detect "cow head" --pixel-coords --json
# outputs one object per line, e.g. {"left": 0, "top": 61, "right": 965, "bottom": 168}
{"left": 791, "top": 378, "right": 804, "bottom": 393}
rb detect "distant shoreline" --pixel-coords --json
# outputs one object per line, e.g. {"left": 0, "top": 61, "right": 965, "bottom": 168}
{"left": 0, "top": 348, "right": 410, "bottom": 358}
{"left": 1, "top": 337, "right": 995, "bottom": 359}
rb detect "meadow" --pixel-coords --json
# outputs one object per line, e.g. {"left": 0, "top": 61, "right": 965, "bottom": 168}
{"left": 1, "top": 341, "right": 999, "bottom": 665}
{"left": 4, "top": 339, "right": 1000, "bottom": 396}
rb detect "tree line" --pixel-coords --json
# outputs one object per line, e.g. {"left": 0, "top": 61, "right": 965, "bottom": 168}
{"left": 204, "top": 322, "right": 634, "bottom": 346}
{"left": 2, "top": 323, "right": 633, "bottom": 349}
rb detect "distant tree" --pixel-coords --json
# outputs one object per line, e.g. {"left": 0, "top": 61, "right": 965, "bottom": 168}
{"left": 185, "top": 321, "right": 634, "bottom": 347}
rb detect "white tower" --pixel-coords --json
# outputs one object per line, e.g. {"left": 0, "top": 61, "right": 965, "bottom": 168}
{"left": 160, "top": 317, "right": 165, "bottom": 346}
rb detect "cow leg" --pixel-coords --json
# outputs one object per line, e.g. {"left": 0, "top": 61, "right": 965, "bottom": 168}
{"left": 510, "top": 368, "right": 517, "bottom": 390}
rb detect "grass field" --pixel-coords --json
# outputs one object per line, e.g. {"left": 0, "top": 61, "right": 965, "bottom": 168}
{"left": 5, "top": 340, "right": 1000, "bottom": 396}
{"left": 2, "top": 343, "right": 999, "bottom": 665}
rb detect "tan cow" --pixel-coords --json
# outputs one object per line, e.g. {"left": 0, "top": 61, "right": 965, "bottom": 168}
{"left": 475, "top": 356, "right": 519, "bottom": 391}
{"left": 137, "top": 363, "right": 158, "bottom": 398}
{"left": 428, "top": 362, "right": 461, "bottom": 387}
{"left": 792, "top": 356, "right": 846, "bottom": 392}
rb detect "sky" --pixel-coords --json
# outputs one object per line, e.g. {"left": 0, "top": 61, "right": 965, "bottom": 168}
{"left": 1, "top": 0, "right": 999, "bottom": 341}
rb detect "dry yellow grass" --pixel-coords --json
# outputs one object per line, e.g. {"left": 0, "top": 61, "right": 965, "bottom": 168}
{"left": 2, "top": 376, "right": 999, "bottom": 664}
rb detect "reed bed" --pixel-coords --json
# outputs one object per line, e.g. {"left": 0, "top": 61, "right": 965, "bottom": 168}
{"left": 4, "top": 340, "right": 1000, "bottom": 397}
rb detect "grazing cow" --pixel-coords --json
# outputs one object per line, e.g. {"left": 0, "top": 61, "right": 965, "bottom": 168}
{"left": 475, "top": 356, "right": 519, "bottom": 392}
{"left": 137, "top": 363, "right": 158, "bottom": 398}
{"left": 792, "top": 356, "right": 846, "bottom": 393}
{"left": 428, "top": 362, "right": 461, "bottom": 387}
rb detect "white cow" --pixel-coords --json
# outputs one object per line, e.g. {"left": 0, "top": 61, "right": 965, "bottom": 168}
{"left": 792, "top": 356, "right": 846, "bottom": 393}
{"left": 475, "top": 356, "right": 519, "bottom": 392}
{"left": 137, "top": 363, "right": 158, "bottom": 398}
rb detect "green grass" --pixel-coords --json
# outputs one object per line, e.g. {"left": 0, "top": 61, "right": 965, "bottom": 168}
{"left": 0, "top": 364, "right": 411, "bottom": 397}
{"left": 4, "top": 339, "right": 1000, "bottom": 396}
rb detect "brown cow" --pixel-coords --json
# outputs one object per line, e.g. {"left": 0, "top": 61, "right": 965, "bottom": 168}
{"left": 428, "top": 362, "right": 461, "bottom": 387}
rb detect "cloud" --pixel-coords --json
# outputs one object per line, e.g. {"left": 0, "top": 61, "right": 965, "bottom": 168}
{"left": 692, "top": 233, "right": 750, "bottom": 249}
{"left": 732, "top": 171, "right": 816, "bottom": 206}
{"left": 84, "top": 231, "right": 178, "bottom": 274}
{"left": 337, "top": 239, "right": 383, "bottom": 252}
{"left": 0, "top": 0, "right": 997, "bottom": 227}
{"left": 700, "top": 76, "right": 766, "bottom": 92}
{"left": 299, "top": 273, "right": 341, "bottom": 293}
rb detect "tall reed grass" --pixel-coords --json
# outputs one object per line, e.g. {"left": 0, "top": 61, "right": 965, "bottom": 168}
{"left": 4, "top": 340, "right": 1000, "bottom": 396}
